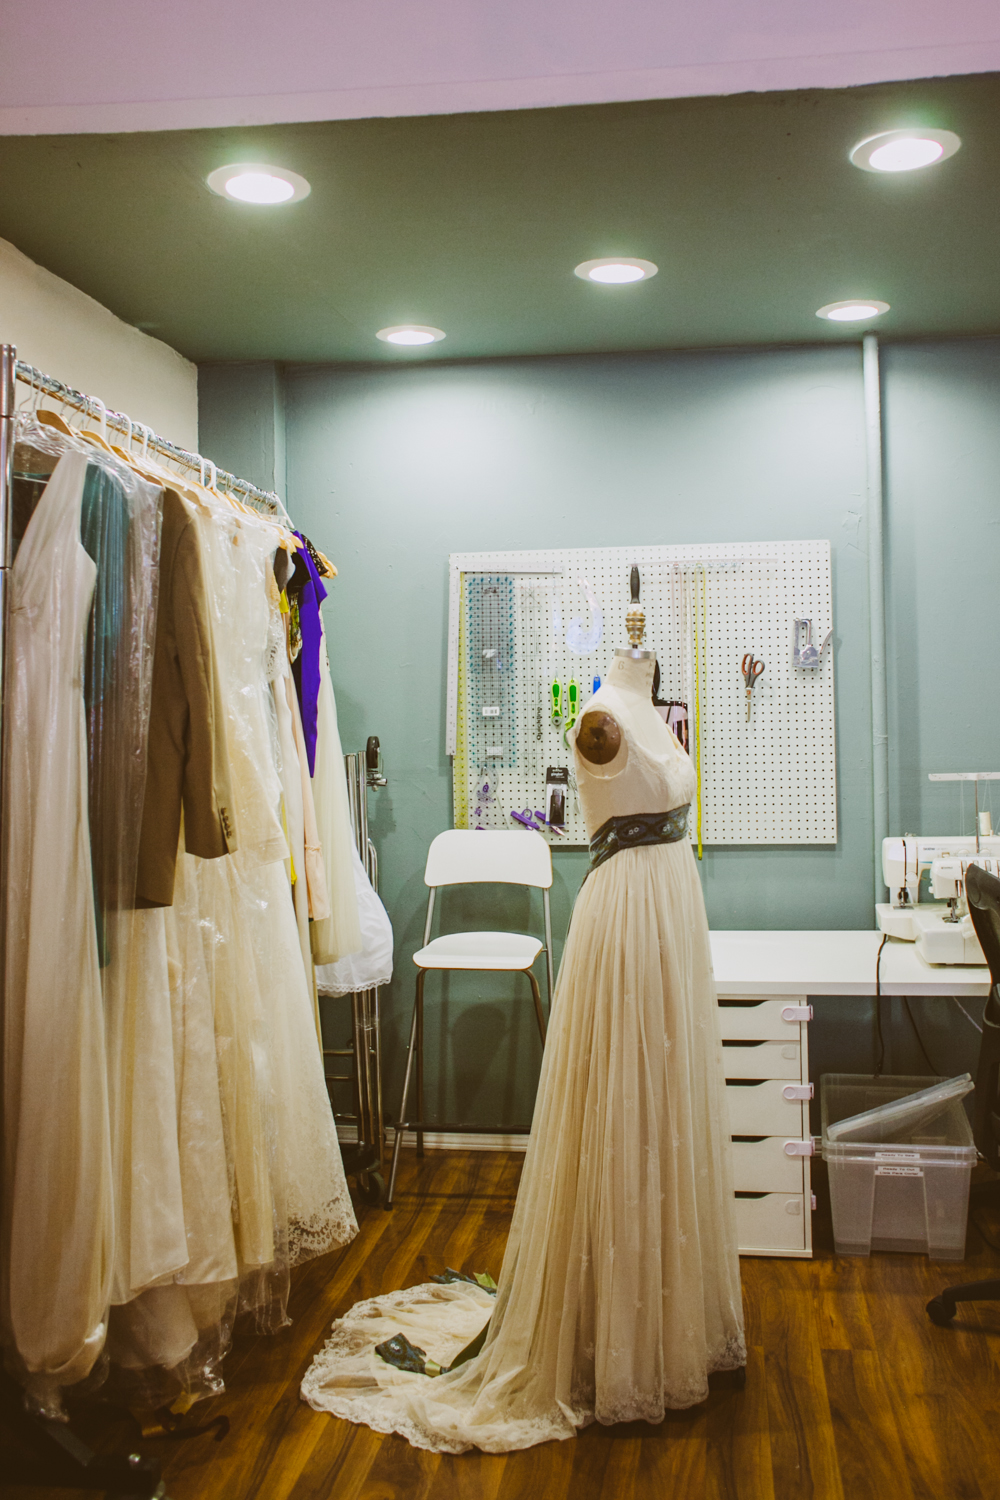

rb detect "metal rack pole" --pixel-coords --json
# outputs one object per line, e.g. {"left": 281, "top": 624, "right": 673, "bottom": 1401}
{"left": 0, "top": 348, "right": 15, "bottom": 846}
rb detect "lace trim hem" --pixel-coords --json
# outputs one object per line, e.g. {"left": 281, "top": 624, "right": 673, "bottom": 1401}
{"left": 300, "top": 1294, "right": 747, "bottom": 1453}
{"left": 288, "top": 1200, "right": 358, "bottom": 1267}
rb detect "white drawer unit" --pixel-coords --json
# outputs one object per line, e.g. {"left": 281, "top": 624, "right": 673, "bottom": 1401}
{"left": 722, "top": 1041, "right": 801, "bottom": 1080}
{"left": 731, "top": 1135, "right": 808, "bottom": 1194}
{"left": 734, "top": 1193, "right": 809, "bottom": 1255}
{"left": 719, "top": 994, "right": 813, "bottom": 1258}
{"left": 725, "top": 1079, "right": 809, "bottom": 1136}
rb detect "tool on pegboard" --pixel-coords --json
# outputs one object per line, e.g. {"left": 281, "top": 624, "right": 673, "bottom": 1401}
{"left": 741, "top": 652, "right": 765, "bottom": 723}
{"left": 550, "top": 679, "right": 563, "bottom": 723}
{"left": 468, "top": 574, "right": 516, "bottom": 776}
{"left": 565, "top": 574, "right": 604, "bottom": 654}
{"left": 792, "top": 618, "right": 832, "bottom": 669}
{"left": 545, "top": 766, "right": 570, "bottom": 828}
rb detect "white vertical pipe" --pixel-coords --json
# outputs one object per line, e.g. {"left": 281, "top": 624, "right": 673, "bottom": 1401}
{"left": 863, "top": 333, "right": 889, "bottom": 903}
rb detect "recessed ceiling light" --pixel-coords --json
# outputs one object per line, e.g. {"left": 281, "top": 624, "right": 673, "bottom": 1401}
{"left": 376, "top": 325, "right": 446, "bottom": 346}
{"left": 206, "top": 163, "right": 311, "bottom": 204}
{"left": 849, "top": 129, "right": 961, "bottom": 174}
{"left": 574, "top": 257, "right": 658, "bottom": 284}
{"left": 816, "top": 300, "right": 890, "bottom": 323}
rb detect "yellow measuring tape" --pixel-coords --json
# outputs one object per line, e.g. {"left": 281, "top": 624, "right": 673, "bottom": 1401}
{"left": 692, "top": 567, "right": 706, "bottom": 859}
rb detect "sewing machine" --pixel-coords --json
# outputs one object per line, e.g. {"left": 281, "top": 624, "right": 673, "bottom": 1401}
{"left": 877, "top": 836, "right": 1000, "bottom": 964}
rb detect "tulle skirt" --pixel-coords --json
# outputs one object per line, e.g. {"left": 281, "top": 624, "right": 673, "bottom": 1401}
{"left": 301, "top": 839, "right": 745, "bottom": 1453}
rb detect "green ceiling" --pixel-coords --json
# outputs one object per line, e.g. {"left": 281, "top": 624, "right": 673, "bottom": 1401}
{"left": 1, "top": 72, "right": 999, "bottom": 365}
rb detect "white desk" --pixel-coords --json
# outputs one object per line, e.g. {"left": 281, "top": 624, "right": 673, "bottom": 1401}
{"left": 710, "top": 929, "right": 990, "bottom": 999}
{"left": 709, "top": 930, "right": 988, "bottom": 1258}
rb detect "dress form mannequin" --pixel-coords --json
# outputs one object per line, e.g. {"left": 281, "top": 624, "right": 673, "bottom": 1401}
{"left": 577, "top": 567, "right": 677, "bottom": 771}
{"left": 300, "top": 565, "right": 745, "bottom": 1450}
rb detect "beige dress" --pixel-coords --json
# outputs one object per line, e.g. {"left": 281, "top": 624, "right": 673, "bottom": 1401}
{"left": 301, "top": 656, "right": 745, "bottom": 1452}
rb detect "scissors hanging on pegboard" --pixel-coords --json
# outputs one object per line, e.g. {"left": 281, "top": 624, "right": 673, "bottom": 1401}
{"left": 741, "top": 653, "right": 765, "bottom": 723}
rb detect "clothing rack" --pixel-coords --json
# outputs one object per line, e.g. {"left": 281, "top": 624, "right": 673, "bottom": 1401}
{"left": 323, "top": 740, "right": 388, "bottom": 1208}
{"left": 9, "top": 351, "right": 287, "bottom": 519}
{"left": 0, "top": 340, "right": 303, "bottom": 1497}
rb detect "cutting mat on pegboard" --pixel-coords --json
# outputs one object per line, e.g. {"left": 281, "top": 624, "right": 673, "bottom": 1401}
{"left": 446, "top": 541, "right": 836, "bottom": 847}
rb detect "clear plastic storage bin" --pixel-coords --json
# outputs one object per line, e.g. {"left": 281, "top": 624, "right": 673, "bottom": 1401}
{"left": 821, "top": 1073, "right": 977, "bottom": 1261}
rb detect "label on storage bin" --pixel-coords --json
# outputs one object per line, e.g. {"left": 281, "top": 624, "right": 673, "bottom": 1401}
{"left": 875, "top": 1151, "right": 920, "bottom": 1162}
{"left": 875, "top": 1165, "right": 924, "bottom": 1177}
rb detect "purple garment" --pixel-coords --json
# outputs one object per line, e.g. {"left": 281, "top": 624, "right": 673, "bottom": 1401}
{"left": 291, "top": 532, "right": 327, "bottom": 776}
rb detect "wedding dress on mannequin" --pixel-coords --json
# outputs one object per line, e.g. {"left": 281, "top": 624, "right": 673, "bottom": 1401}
{"left": 301, "top": 628, "right": 744, "bottom": 1452}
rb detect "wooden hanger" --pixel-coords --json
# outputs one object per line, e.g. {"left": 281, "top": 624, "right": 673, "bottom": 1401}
{"left": 77, "top": 428, "right": 116, "bottom": 456}
{"left": 36, "top": 407, "right": 75, "bottom": 437}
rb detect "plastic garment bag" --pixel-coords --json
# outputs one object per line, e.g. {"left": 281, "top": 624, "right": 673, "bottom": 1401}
{"left": 2, "top": 421, "right": 160, "bottom": 1417}
{"left": 310, "top": 626, "right": 363, "bottom": 967}
{"left": 315, "top": 840, "right": 393, "bottom": 997}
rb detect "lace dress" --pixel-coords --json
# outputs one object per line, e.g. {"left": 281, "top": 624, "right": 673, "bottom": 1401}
{"left": 301, "top": 657, "right": 745, "bottom": 1452}
{"left": 185, "top": 501, "right": 359, "bottom": 1273}
{"left": 112, "top": 502, "right": 359, "bottom": 1386}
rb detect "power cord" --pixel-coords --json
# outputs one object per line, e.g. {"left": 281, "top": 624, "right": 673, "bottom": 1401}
{"left": 874, "top": 934, "right": 888, "bottom": 1078}
{"left": 903, "top": 996, "right": 939, "bottom": 1075}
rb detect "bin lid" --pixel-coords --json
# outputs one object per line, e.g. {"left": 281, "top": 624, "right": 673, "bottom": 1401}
{"left": 825, "top": 1072, "right": 974, "bottom": 1144}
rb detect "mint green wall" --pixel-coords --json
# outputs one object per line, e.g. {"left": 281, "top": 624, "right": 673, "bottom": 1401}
{"left": 882, "top": 340, "right": 1000, "bottom": 837}
{"left": 286, "top": 345, "right": 873, "bottom": 1128}
{"left": 200, "top": 341, "right": 1000, "bottom": 1127}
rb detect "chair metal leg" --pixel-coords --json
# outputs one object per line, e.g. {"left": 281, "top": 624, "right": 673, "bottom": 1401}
{"left": 542, "top": 887, "right": 555, "bottom": 1010}
{"left": 387, "top": 970, "right": 425, "bottom": 1208}
{"left": 416, "top": 972, "right": 425, "bottom": 1158}
{"left": 527, "top": 968, "right": 546, "bottom": 1044}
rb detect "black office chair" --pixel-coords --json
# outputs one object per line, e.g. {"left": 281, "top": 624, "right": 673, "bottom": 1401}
{"left": 926, "top": 861, "right": 1000, "bottom": 1325}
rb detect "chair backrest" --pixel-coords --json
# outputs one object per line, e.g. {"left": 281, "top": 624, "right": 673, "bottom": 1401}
{"left": 963, "top": 863, "right": 1000, "bottom": 1167}
{"left": 967, "top": 863, "right": 1000, "bottom": 985}
{"left": 423, "top": 829, "right": 553, "bottom": 890}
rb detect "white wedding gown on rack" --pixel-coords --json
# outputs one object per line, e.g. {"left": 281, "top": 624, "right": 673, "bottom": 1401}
{"left": 302, "top": 664, "right": 744, "bottom": 1452}
{"left": 109, "top": 496, "right": 359, "bottom": 1388}
{"left": 1, "top": 452, "right": 114, "bottom": 1406}
{"left": 181, "top": 499, "right": 358, "bottom": 1274}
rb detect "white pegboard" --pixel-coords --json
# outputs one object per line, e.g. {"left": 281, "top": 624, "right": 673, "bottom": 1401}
{"left": 447, "top": 541, "right": 836, "bottom": 847}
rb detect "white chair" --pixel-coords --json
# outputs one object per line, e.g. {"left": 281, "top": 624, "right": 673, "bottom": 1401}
{"left": 386, "top": 829, "right": 555, "bottom": 1207}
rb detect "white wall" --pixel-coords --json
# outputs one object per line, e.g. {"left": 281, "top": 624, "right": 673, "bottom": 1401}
{"left": 0, "top": 236, "right": 197, "bottom": 450}
{"left": 2, "top": 0, "right": 999, "bottom": 135}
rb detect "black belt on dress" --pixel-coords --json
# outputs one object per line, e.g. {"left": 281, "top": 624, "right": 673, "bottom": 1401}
{"left": 588, "top": 804, "right": 691, "bottom": 875}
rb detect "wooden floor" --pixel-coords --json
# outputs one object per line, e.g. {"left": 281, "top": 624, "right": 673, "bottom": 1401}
{"left": 5, "top": 1151, "right": 1000, "bottom": 1500}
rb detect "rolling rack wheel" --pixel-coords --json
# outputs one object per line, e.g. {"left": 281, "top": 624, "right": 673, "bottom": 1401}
{"left": 358, "top": 1168, "right": 387, "bottom": 1207}
{"left": 2, "top": 1369, "right": 168, "bottom": 1498}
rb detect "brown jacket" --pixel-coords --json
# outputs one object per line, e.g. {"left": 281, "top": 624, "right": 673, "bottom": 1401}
{"left": 135, "top": 488, "right": 236, "bottom": 906}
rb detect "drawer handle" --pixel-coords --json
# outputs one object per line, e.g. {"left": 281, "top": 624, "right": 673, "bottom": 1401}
{"left": 782, "top": 1084, "right": 814, "bottom": 1101}
{"left": 781, "top": 1005, "right": 813, "bottom": 1023}
{"left": 785, "top": 1199, "right": 803, "bottom": 1216}
{"left": 783, "top": 1139, "right": 815, "bottom": 1157}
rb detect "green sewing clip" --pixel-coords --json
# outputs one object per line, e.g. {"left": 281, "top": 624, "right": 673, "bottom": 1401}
{"left": 562, "top": 678, "right": 581, "bottom": 747}
{"left": 566, "top": 678, "right": 580, "bottom": 730}
{"left": 550, "top": 679, "right": 563, "bottom": 722}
